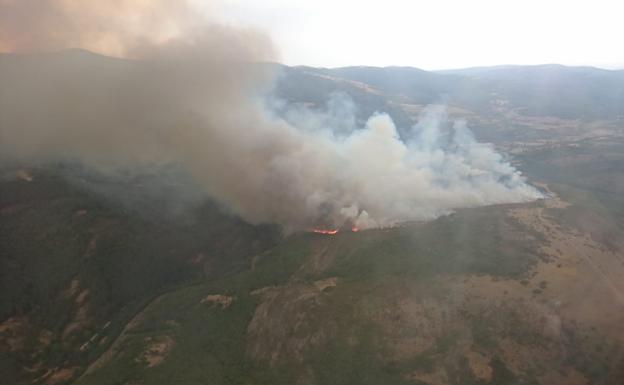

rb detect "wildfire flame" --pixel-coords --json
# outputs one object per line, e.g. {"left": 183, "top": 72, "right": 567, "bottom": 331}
{"left": 311, "top": 228, "right": 339, "bottom": 235}
{"left": 309, "top": 227, "right": 360, "bottom": 235}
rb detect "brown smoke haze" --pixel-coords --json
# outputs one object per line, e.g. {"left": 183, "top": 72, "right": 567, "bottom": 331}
{"left": 0, "top": 0, "right": 542, "bottom": 231}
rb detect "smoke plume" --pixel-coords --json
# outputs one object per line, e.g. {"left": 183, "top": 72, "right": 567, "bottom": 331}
{"left": 0, "top": 1, "right": 542, "bottom": 231}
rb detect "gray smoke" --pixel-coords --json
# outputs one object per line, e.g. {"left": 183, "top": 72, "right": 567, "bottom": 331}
{"left": 0, "top": 1, "right": 542, "bottom": 231}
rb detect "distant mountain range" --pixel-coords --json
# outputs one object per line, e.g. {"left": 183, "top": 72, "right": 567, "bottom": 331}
{"left": 2, "top": 49, "right": 623, "bottom": 124}
{"left": 274, "top": 63, "right": 624, "bottom": 120}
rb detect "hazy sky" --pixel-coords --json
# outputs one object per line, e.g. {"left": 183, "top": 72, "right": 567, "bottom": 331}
{"left": 210, "top": 0, "right": 623, "bottom": 69}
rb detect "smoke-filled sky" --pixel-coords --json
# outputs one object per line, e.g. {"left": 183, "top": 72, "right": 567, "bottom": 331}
{"left": 0, "top": 0, "right": 543, "bottom": 231}
{"left": 1, "top": 0, "right": 621, "bottom": 69}
{"left": 210, "top": 0, "right": 623, "bottom": 69}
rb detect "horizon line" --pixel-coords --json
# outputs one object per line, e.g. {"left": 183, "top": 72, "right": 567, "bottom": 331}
{"left": 2, "top": 48, "right": 622, "bottom": 72}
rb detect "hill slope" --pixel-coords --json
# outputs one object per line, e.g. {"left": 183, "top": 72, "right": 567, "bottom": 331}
{"left": 1, "top": 51, "right": 624, "bottom": 385}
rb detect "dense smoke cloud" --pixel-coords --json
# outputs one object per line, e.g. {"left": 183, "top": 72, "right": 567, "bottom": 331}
{"left": 0, "top": 0, "right": 541, "bottom": 231}
{"left": 1, "top": 0, "right": 198, "bottom": 57}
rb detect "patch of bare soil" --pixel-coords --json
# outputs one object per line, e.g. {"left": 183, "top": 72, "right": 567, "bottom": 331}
{"left": 246, "top": 280, "right": 337, "bottom": 366}
{"left": 0, "top": 316, "right": 29, "bottom": 351}
{"left": 76, "top": 288, "right": 90, "bottom": 305}
{"left": 81, "top": 219, "right": 118, "bottom": 259}
{"left": 366, "top": 186, "right": 623, "bottom": 384}
{"left": 507, "top": 188, "right": 624, "bottom": 340}
{"left": 367, "top": 276, "right": 593, "bottom": 385}
{"left": 38, "top": 329, "right": 54, "bottom": 347}
{"left": 61, "top": 288, "right": 91, "bottom": 341}
{"left": 466, "top": 351, "right": 492, "bottom": 382}
{"left": 38, "top": 367, "right": 80, "bottom": 385}
{"left": 84, "top": 235, "right": 98, "bottom": 258}
{"left": 79, "top": 295, "right": 165, "bottom": 378}
{"left": 16, "top": 169, "right": 34, "bottom": 182}
{"left": 200, "top": 294, "right": 234, "bottom": 308}
{"left": 363, "top": 222, "right": 621, "bottom": 385}
{"left": 368, "top": 285, "right": 456, "bottom": 360}
{"left": 312, "top": 277, "right": 337, "bottom": 292}
{"left": 63, "top": 278, "right": 81, "bottom": 299}
{"left": 408, "top": 366, "right": 449, "bottom": 385}
{"left": 138, "top": 335, "right": 175, "bottom": 368}
{"left": 0, "top": 316, "right": 59, "bottom": 382}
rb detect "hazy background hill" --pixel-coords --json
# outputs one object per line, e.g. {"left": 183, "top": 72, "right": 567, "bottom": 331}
{"left": 4, "top": 49, "right": 623, "bottom": 126}
{"left": 274, "top": 62, "right": 624, "bottom": 121}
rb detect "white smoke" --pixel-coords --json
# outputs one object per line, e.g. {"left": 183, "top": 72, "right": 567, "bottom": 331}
{"left": 0, "top": 0, "right": 542, "bottom": 232}
{"left": 249, "top": 102, "right": 542, "bottom": 230}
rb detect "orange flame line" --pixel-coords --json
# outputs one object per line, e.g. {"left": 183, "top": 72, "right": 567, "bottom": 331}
{"left": 310, "top": 229, "right": 339, "bottom": 235}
